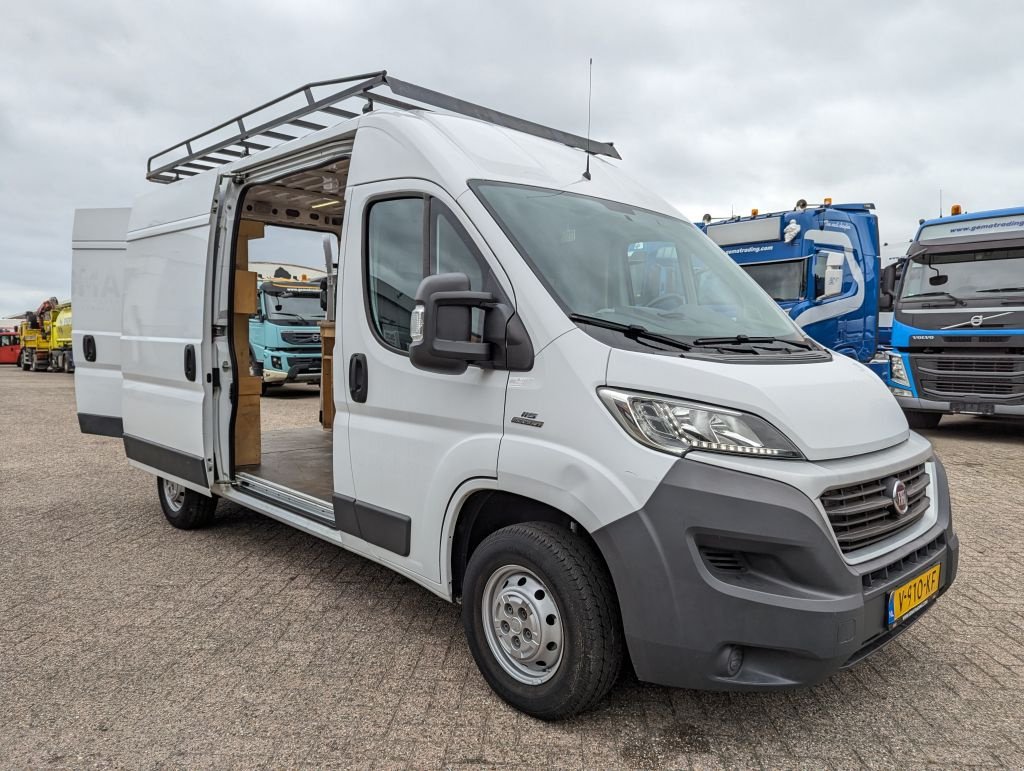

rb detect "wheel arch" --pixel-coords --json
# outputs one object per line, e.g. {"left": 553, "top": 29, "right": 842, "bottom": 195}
{"left": 443, "top": 481, "right": 610, "bottom": 602}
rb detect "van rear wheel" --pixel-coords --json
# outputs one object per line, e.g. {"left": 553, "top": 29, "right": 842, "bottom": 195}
{"left": 462, "top": 522, "right": 623, "bottom": 720}
{"left": 157, "top": 477, "right": 217, "bottom": 529}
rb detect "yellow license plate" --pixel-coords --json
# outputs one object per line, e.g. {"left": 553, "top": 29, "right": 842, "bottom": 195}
{"left": 887, "top": 564, "right": 941, "bottom": 626}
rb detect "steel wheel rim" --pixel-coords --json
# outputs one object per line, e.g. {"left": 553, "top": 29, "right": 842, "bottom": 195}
{"left": 162, "top": 479, "right": 186, "bottom": 512}
{"left": 481, "top": 564, "right": 564, "bottom": 685}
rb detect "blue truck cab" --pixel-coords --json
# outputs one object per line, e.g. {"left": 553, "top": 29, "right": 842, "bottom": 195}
{"left": 881, "top": 206, "right": 1024, "bottom": 428}
{"left": 249, "top": 278, "right": 325, "bottom": 390}
{"left": 699, "top": 201, "right": 888, "bottom": 374}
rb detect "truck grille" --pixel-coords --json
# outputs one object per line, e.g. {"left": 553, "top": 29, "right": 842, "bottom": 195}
{"left": 910, "top": 354, "right": 1024, "bottom": 404}
{"left": 821, "top": 464, "right": 930, "bottom": 554}
{"left": 281, "top": 331, "right": 321, "bottom": 345}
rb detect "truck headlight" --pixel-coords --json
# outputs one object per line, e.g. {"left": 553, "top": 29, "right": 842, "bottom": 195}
{"left": 888, "top": 352, "right": 910, "bottom": 387}
{"left": 598, "top": 388, "right": 803, "bottom": 460}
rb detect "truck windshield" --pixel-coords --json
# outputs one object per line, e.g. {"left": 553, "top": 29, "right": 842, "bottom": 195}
{"left": 263, "top": 292, "right": 324, "bottom": 325}
{"left": 472, "top": 182, "right": 801, "bottom": 342}
{"left": 740, "top": 259, "right": 806, "bottom": 302}
{"left": 900, "top": 248, "right": 1024, "bottom": 302}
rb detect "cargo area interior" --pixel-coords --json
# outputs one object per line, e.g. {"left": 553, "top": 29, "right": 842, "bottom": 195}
{"left": 229, "top": 156, "right": 350, "bottom": 506}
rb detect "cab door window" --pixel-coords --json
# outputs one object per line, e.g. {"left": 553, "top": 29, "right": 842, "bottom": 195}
{"left": 366, "top": 195, "right": 492, "bottom": 351}
{"left": 366, "top": 197, "right": 426, "bottom": 351}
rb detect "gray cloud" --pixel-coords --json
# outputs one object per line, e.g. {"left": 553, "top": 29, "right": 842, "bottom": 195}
{"left": 2, "top": 0, "right": 1022, "bottom": 314}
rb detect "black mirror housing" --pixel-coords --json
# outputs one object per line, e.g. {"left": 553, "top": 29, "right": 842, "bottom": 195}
{"left": 409, "top": 272, "right": 535, "bottom": 375}
{"left": 409, "top": 273, "right": 491, "bottom": 374}
{"left": 878, "top": 264, "right": 897, "bottom": 312}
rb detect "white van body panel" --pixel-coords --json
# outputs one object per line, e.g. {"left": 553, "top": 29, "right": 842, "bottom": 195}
{"left": 605, "top": 348, "right": 909, "bottom": 462}
{"left": 499, "top": 329, "right": 676, "bottom": 532}
{"left": 121, "top": 173, "right": 219, "bottom": 492}
{"left": 72, "top": 208, "right": 131, "bottom": 432}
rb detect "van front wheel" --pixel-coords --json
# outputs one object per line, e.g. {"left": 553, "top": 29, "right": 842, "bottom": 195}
{"left": 157, "top": 477, "right": 217, "bottom": 529}
{"left": 462, "top": 522, "right": 623, "bottom": 720}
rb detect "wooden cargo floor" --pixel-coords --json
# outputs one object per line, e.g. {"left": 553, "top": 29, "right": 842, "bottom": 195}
{"left": 240, "top": 427, "right": 334, "bottom": 503}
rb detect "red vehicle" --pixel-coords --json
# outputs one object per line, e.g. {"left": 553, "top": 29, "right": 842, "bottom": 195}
{"left": 0, "top": 324, "right": 20, "bottom": 364}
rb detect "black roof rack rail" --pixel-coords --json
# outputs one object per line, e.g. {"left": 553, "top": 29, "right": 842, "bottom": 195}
{"left": 147, "top": 71, "right": 620, "bottom": 184}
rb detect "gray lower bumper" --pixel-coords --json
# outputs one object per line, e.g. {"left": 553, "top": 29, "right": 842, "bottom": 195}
{"left": 895, "top": 395, "right": 1024, "bottom": 416}
{"left": 592, "top": 457, "right": 958, "bottom": 690}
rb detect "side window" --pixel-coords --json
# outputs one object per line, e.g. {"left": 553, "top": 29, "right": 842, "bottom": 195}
{"left": 366, "top": 195, "right": 495, "bottom": 352}
{"left": 367, "top": 197, "right": 426, "bottom": 351}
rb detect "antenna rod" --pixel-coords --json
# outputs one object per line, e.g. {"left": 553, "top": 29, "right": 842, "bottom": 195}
{"left": 583, "top": 58, "right": 593, "bottom": 180}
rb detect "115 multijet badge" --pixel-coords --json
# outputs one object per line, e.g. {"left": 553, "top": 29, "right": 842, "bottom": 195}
{"left": 511, "top": 411, "right": 544, "bottom": 428}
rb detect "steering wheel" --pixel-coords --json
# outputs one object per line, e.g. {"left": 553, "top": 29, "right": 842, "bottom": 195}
{"left": 644, "top": 293, "right": 687, "bottom": 310}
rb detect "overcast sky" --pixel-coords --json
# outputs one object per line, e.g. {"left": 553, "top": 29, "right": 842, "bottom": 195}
{"left": 2, "top": 0, "right": 1022, "bottom": 316}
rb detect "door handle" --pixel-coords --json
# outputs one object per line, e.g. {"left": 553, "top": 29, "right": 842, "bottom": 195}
{"left": 349, "top": 353, "right": 368, "bottom": 403}
{"left": 83, "top": 335, "right": 97, "bottom": 362}
{"left": 184, "top": 344, "right": 197, "bottom": 382}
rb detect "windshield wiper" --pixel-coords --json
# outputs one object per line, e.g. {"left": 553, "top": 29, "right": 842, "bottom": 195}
{"left": 272, "top": 311, "right": 310, "bottom": 324}
{"left": 903, "top": 291, "right": 966, "bottom": 306}
{"left": 977, "top": 287, "right": 1024, "bottom": 293}
{"left": 691, "top": 334, "right": 812, "bottom": 350}
{"left": 568, "top": 314, "right": 691, "bottom": 351}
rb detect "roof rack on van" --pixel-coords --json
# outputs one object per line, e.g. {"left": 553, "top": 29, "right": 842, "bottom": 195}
{"left": 147, "top": 71, "right": 621, "bottom": 184}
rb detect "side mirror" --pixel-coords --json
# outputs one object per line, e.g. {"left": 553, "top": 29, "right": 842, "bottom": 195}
{"left": 409, "top": 273, "right": 492, "bottom": 374}
{"left": 320, "top": 277, "right": 329, "bottom": 312}
{"left": 817, "top": 251, "right": 845, "bottom": 300}
{"left": 879, "top": 264, "right": 897, "bottom": 312}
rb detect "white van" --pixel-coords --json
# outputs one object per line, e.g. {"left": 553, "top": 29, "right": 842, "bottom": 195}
{"left": 72, "top": 73, "right": 958, "bottom": 719}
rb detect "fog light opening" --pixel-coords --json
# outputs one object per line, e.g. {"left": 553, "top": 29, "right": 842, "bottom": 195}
{"left": 721, "top": 644, "right": 744, "bottom": 678}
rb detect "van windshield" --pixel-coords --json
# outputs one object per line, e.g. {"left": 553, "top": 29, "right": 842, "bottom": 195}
{"left": 472, "top": 181, "right": 802, "bottom": 342}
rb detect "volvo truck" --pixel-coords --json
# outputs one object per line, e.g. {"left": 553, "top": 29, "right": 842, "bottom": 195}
{"left": 699, "top": 202, "right": 890, "bottom": 376}
{"left": 249, "top": 273, "right": 326, "bottom": 392}
{"left": 71, "top": 72, "right": 958, "bottom": 718}
{"left": 882, "top": 205, "right": 1024, "bottom": 427}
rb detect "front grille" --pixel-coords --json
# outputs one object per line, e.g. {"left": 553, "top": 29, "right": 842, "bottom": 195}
{"left": 861, "top": 533, "right": 946, "bottom": 591}
{"left": 910, "top": 354, "right": 1024, "bottom": 404}
{"left": 821, "top": 464, "right": 930, "bottom": 554}
{"left": 287, "top": 355, "right": 321, "bottom": 370}
{"left": 281, "top": 331, "right": 321, "bottom": 345}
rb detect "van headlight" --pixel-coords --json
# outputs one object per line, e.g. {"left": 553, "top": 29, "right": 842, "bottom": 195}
{"left": 598, "top": 388, "right": 803, "bottom": 460}
{"left": 888, "top": 352, "right": 910, "bottom": 387}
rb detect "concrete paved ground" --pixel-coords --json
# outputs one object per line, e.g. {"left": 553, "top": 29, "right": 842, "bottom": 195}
{"left": 1, "top": 366, "right": 1022, "bottom": 769}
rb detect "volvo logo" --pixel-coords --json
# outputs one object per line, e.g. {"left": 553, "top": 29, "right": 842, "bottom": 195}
{"left": 312, "top": 334, "right": 321, "bottom": 343}
{"left": 885, "top": 477, "right": 909, "bottom": 515}
{"left": 941, "top": 310, "right": 1012, "bottom": 330}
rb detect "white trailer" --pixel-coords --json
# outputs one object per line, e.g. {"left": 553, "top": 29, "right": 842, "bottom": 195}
{"left": 73, "top": 73, "right": 958, "bottom": 718}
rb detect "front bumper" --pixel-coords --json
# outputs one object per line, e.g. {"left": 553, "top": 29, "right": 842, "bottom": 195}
{"left": 592, "top": 456, "right": 958, "bottom": 690}
{"left": 263, "top": 352, "right": 322, "bottom": 384}
{"left": 895, "top": 393, "right": 1024, "bottom": 417}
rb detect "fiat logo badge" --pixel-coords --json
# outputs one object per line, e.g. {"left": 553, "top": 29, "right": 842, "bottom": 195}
{"left": 887, "top": 478, "right": 909, "bottom": 515}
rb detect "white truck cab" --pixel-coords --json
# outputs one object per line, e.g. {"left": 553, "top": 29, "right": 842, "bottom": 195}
{"left": 72, "top": 73, "right": 958, "bottom": 718}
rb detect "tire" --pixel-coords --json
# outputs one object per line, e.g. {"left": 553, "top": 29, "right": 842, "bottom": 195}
{"left": 156, "top": 477, "right": 217, "bottom": 529}
{"left": 249, "top": 347, "right": 268, "bottom": 395}
{"left": 20, "top": 351, "right": 30, "bottom": 371}
{"left": 906, "top": 411, "right": 941, "bottom": 430}
{"left": 462, "top": 522, "right": 623, "bottom": 720}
